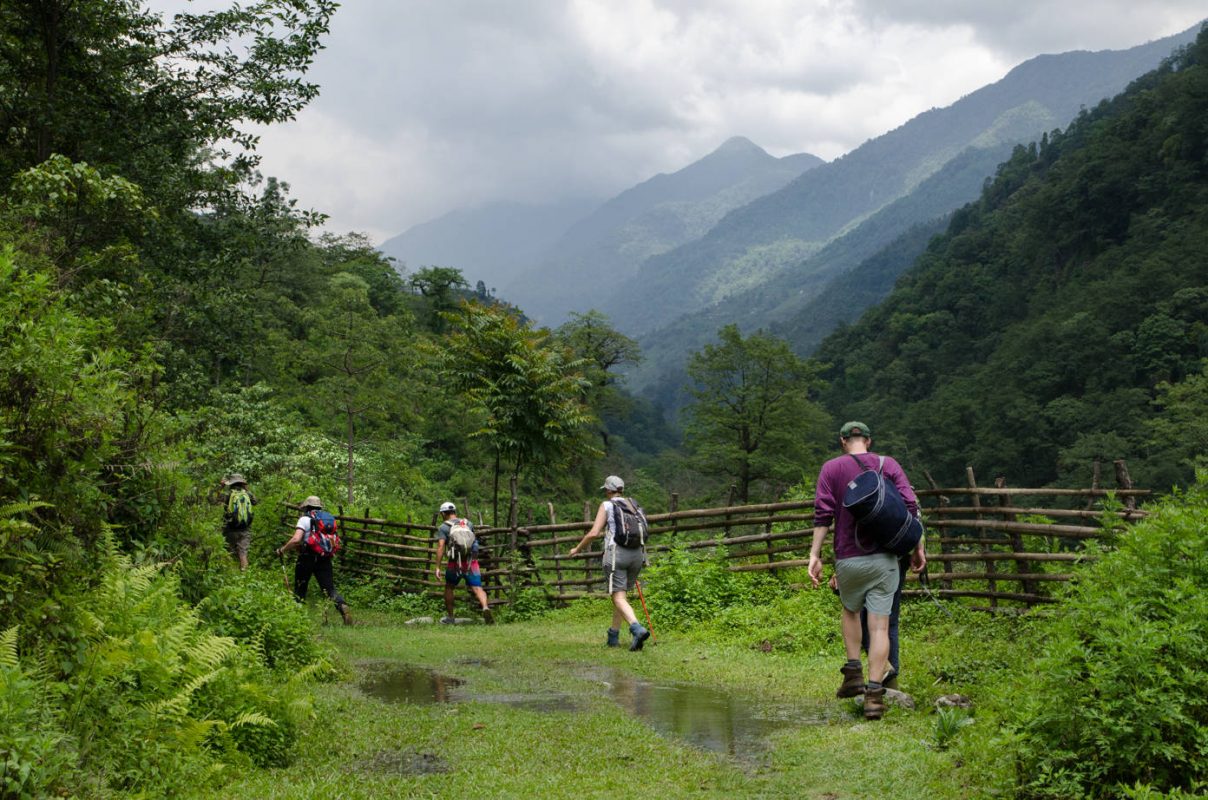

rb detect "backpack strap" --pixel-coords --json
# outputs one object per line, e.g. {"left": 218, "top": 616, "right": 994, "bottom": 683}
{"left": 847, "top": 453, "right": 885, "bottom": 475}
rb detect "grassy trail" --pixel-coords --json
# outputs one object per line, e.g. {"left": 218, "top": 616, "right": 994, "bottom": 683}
{"left": 191, "top": 603, "right": 1000, "bottom": 799}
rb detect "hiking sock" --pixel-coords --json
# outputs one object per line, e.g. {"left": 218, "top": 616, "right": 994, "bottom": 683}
{"left": 606, "top": 628, "right": 620, "bottom": 647}
{"left": 866, "top": 680, "right": 883, "bottom": 692}
{"left": 628, "top": 621, "right": 650, "bottom": 651}
{"left": 845, "top": 659, "right": 862, "bottom": 669}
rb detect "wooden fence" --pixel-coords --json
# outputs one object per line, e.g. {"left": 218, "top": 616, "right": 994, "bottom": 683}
{"left": 283, "top": 462, "right": 1150, "bottom": 611}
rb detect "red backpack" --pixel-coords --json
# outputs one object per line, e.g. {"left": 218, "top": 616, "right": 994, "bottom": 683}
{"left": 304, "top": 509, "right": 342, "bottom": 557}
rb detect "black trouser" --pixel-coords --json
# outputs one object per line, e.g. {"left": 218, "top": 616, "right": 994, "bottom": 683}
{"left": 861, "top": 554, "right": 908, "bottom": 675}
{"left": 293, "top": 551, "right": 347, "bottom": 609}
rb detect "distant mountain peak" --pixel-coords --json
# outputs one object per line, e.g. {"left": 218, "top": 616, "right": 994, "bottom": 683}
{"left": 712, "top": 135, "right": 766, "bottom": 156}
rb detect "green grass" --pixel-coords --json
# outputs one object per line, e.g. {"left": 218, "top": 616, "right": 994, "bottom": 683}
{"left": 188, "top": 598, "right": 1017, "bottom": 800}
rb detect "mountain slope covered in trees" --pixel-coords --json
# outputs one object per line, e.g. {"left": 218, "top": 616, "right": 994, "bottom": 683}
{"left": 605, "top": 25, "right": 1201, "bottom": 342}
{"left": 816, "top": 28, "right": 1208, "bottom": 491}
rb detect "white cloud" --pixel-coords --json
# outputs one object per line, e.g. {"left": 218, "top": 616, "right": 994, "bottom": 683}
{"left": 146, "top": 0, "right": 1206, "bottom": 241}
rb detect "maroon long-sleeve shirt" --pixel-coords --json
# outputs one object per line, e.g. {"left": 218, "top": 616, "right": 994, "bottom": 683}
{"left": 814, "top": 451, "right": 919, "bottom": 560}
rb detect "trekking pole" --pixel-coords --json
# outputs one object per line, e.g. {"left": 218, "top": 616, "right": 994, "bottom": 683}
{"left": 279, "top": 552, "right": 291, "bottom": 594}
{"left": 636, "top": 580, "right": 657, "bottom": 644}
{"left": 918, "top": 567, "right": 955, "bottom": 620}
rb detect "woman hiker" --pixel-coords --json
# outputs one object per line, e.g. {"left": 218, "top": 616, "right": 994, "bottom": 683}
{"left": 568, "top": 475, "right": 651, "bottom": 651}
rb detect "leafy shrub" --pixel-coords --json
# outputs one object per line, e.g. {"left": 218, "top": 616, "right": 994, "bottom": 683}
{"left": 502, "top": 586, "right": 553, "bottom": 622}
{"left": 641, "top": 546, "right": 787, "bottom": 629}
{"left": 338, "top": 578, "right": 443, "bottom": 617}
{"left": 56, "top": 553, "right": 319, "bottom": 793}
{"left": 1008, "top": 475, "right": 1208, "bottom": 798}
{"left": 196, "top": 570, "right": 329, "bottom": 671}
{"left": 0, "top": 627, "right": 74, "bottom": 799}
{"left": 698, "top": 588, "right": 842, "bottom": 653}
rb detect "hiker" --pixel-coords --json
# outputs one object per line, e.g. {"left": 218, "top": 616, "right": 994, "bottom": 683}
{"left": 276, "top": 495, "right": 353, "bottom": 625}
{"left": 219, "top": 473, "right": 257, "bottom": 570}
{"left": 808, "top": 422, "right": 926, "bottom": 719}
{"left": 567, "top": 475, "right": 651, "bottom": 651}
{"left": 830, "top": 558, "right": 908, "bottom": 690}
{"left": 433, "top": 502, "right": 494, "bottom": 624}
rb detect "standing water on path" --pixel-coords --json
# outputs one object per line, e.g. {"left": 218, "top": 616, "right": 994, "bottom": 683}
{"left": 358, "top": 664, "right": 464, "bottom": 704}
{"left": 587, "top": 668, "right": 831, "bottom": 757}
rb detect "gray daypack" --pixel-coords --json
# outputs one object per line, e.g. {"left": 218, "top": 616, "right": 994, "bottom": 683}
{"left": 447, "top": 517, "right": 476, "bottom": 567}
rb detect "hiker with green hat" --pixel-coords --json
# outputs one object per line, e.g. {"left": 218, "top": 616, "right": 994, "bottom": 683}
{"left": 568, "top": 475, "right": 651, "bottom": 650}
{"left": 218, "top": 473, "right": 257, "bottom": 571}
{"left": 808, "top": 421, "right": 926, "bottom": 720}
{"left": 276, "top": 495, "right": 353, "bottom": 625}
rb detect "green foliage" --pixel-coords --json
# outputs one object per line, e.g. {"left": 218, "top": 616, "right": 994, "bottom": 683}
{"left": 683, "top": 325, "right": 831, "bottom": 501}
{"left": 698, "top": 589, "right": 842, "bottom": 654}
{"left": 640, "top": 547, "right": 786, "bottom": 630}
{"left": 817, "top": 31, "right": 1208, "bottom": 488}
{"left": 502, "top": 586, "right": 555, "bottom": 623}
{"left": 933, "top": 707, "right": 975, "bottom": 751}
{"left": 338, "top": 580, "right": 443, "bottom": 617}
{"left": 195, "top": 571, "right": 330, "bottom": 672}
{"left": 1007, "top": 474, "right": 1208, "bottom": 798}
{"left": 440, "top": 302, "right": 597, "bottom": 514}
{"left": 0, "top": 627, "right": 74, "bottom": 799}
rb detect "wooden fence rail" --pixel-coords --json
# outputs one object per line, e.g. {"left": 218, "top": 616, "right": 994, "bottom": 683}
{"left": 282, "top": 461, "right": 1149, "bottom": 611}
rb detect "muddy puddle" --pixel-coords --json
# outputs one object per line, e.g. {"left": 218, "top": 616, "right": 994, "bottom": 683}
{"left": 586, "top": 667, "right": 830, "bottom": 757}
{"left": 358, "top": 662, "right": 829, "bottom": 757}
{"left": 357, "top": 663, "right": 575, "bottom": 712}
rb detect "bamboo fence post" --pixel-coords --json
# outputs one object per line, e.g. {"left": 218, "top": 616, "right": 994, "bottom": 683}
{"left": 583, "top": 500, "right": 593, "bottom": 586}
{"left": 669, "top": 492, "right": 679, "bottom": 541}
{"left": 1114, "top": 459, "right": 1136, "bottom": 512}
{"left": 1085, "top": 459, "right": 1101, "bottom": 511}
{"left": 967, "top": 467, "right": 997, "bottom": 608}
{"left": 923, "top": 469, "right": 952, "bottom": 591}
{"left": 549, "top": 502, "right": 563, "bottom": 599}
{"left": 418, "top": 513, "right": 434, "bottom": 593}
{"left": 723, "top": 484, "right": 737, "bottom": 539}
{"left": 764, "top": 519, "right": 775, "bottom": 565}
{"left": 997, "top": 476, "right": 1036, "bottom": 598}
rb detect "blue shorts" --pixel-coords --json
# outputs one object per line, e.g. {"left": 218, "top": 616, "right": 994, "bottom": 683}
{"left": 445, "top": 561, "right": 482, "bottom": 587}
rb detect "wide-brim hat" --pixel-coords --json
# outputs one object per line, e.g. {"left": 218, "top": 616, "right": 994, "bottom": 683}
{"left": 301, "top": 495, "right": 323, "bottom": 509}
{"left": 223, "top": 473, "right": 248, "bottom": 486}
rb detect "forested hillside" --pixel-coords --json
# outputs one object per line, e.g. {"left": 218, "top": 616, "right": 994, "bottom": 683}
{"left": 816, "top": 29, "right": 1208, "bottom": 491}
{"left": 602, "top": 27, "right": 1199, "bottom": 339}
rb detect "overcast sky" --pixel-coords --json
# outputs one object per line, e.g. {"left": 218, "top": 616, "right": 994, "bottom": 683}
{"left": 151, "top": 1, "right": 1205, "bottom": 242}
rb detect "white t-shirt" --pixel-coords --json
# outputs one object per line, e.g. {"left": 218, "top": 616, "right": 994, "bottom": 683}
{"left": 295, "top": 516, "right": 311, "bottom": 534}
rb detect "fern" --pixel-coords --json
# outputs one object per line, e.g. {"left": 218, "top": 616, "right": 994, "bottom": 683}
{"left": 0, "top": 625, "right": 17, "bottom": 668}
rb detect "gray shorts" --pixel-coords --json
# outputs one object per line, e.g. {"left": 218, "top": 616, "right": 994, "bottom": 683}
{"left": 834, "top": 553, "right": 900, "bottom": 617}
{"left": 223, "top": 527, "right": 250, "bottom": 561}
{"left": 603, "top": 545, "right": 644, "bottom": 593}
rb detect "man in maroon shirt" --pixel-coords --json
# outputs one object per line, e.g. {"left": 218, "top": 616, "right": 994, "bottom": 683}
{"left": 808, "top": 421, "right": 926, "bottom": 719}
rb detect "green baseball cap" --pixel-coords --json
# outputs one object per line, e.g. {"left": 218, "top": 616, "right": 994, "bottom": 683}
{"left": 839, "top": 421, "right": 871, "bottom": 439}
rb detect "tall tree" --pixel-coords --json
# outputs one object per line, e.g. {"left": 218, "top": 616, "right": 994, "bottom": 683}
{"left": 554, "top": 310, "right": 641, "bottom": 450}
{"left": 685, "top": 325, "right": 830, "bottom": 502}
{"left": 441, "top": 304, "right": 594, "bottom": 522}
{"left": 0, "top": 0, "right": 337, "bottom": 205}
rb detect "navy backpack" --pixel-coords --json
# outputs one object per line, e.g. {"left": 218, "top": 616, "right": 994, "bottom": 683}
{"left": 841, "top": 454, "right": 923, "bottom": 556}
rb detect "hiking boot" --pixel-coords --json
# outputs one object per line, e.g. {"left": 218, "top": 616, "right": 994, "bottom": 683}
{"left": 482, "top": 607, "right": 495, "bottom": 625}
{"left": 882, "top": 667, "right": 899, "bottom": 691}
{"left": 863, "top": 685, "right": 887, "bottom": 720}
{"left": 440, "top": 615, "right": 455, "bottom": 625}
{"left": 606, "top": 628, "right": 620, "bottom": 648}
{"left": 837, "top": 663, "right": 865, "bottom": 698}
{"left": 338, "top": 603, "right": 353, "bottom": 626}
{"left": 629, "top": 622, "right": 650, "bottom": 651}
